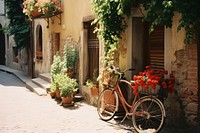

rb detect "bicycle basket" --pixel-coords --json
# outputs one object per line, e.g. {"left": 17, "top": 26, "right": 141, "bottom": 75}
{"left": 138, "top": 85, "right": 160, "bottom": 95}
{"left": 101, "top": 70, "right": 119, "bottom": 87}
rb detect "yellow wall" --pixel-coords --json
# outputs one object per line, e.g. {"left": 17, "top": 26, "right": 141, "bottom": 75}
{"left": 51, "top": 0, "right": 93, "bottom": 46}
{"left": 34, "top": 0, "right": 94, "bottom": 75}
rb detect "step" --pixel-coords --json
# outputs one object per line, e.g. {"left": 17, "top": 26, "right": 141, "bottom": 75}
{"left": 74, "top": 93, "right": 84, "bottom": 102}
{"left": 39, "top": 73, "right": 51, "bottom": 83}
{"left": 26, "top": 81, "right": 47, "bottom": 96}
{"left": 32, "top": 78, "right": 51, "bottom": 91}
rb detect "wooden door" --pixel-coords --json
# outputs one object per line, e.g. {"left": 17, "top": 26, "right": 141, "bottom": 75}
{"left": 51, "top": 33, "right": 60, "bottom": 64}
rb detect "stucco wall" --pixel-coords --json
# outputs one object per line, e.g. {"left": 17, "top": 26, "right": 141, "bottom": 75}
{"left": 34, "top": 0, "right": 93, "bottom": 75}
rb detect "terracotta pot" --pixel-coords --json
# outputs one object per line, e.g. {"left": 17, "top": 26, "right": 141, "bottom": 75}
{"left": 31, "top": 8, "right": 41, "bottom": 17}
{"left": 36, "top": 51, "right": 43, "bottom": 60}
{"left": 66, "top": 69, "right": 74, "bottom": 78}
{"left": 90, "top": 87, "right": 99, "bottom": 96}
{"left": 55, "top": 88, "right": 61, "bottom": 98}
{"left": 49, "top": 92, "right": 56, "bottom": 99}
{"left": 62, "top": 97, "right": 73, "bottom": 104}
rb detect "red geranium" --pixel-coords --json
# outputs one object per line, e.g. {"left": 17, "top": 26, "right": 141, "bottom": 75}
{"left": 133, "top": 66, "right": 175, "bottom": 94}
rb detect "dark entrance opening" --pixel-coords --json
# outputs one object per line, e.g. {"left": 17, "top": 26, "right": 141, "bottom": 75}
{"left": 0, "top": 25, "right": 5, "bottom": 65}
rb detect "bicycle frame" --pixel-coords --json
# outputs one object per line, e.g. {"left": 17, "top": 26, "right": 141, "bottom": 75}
{"left": 114, "top": 79, "right": 140, "bottom": 117}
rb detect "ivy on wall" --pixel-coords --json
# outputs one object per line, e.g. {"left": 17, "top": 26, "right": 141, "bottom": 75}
{"left": 92, "top": 0, "right": 132, "bottom": 54}
{"left": 92, "top": 0, "right": 132, "bottom": 68}
{"left": 4, "top": 0, "right": 30, "bottom": 49}
{"left": 140, "top": 0, "right": 200, "bottom": 42}
{"left": 92, "top": 0, "right": 200, "bottom": 51}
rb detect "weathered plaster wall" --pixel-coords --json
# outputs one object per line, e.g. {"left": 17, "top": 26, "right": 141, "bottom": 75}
{"left": 171, "top": 13, "right": 186, "bottom": 62}
{"left": 165, "top": 13, "right": 198, "bottom": 127}
{"left": 0, "top": 11, "right": 28, "bottom": 73}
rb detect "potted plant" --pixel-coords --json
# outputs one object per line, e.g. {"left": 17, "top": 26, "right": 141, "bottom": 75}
{"left": 23, "top": 0, "right": 62, "bottom": 20}
{"left": 60, "top": 74, "right": 78, "bottom": 104}
{"left": 50, "top": 53, "right": 63, "bottom": 99}
{"left": 23, "top": 0, "right": 40, "bottom": 19}
{"left": 86, "top": 68, "right": 100, "bottom": 96}
{"left": 53, "top": 74, "right": 62, "bottom": 99}
{"left": 38, "top": 0, "right": 62, "bottom": 18}
{"left": 97, "top": 46, "right": 119, "bottom": 88}
{"left": 63, "top": 36, "right": 79, "bottom": 77}
{"left": 51, "top": 53, "right": 62, "bottom": 77}
{"left": 86, "top": 79, "right": 99, "bottom": 96}
{"left": 49, "top": 82, "right": 56, "bottom": 99}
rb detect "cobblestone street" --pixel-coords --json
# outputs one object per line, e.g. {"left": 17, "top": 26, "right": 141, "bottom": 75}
{"left": 0, "top": 71, "right": 134, "bottom": 133}
{"left": 0, "top": 68, "right": 198, "bottom": 133}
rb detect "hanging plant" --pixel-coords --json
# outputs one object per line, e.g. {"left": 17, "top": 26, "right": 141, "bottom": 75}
{"left": 23, "top": 0, "right": 62, "bottom": 20}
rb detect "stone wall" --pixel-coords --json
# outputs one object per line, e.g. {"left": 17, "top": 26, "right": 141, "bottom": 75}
{"left": 168, "top": 43, "right": 198, "bottom": 126}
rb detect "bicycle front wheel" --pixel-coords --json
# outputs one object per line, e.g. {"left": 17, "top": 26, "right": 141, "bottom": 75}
{"left": 97, "top": 88, "right": 119, "bottom": 121}
{"left": 132, "top": 96, "right": 165, "bottom": 133}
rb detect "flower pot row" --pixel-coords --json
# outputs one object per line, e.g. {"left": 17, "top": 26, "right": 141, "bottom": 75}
{"left": 49, "top": 87, "right": 76, "bottom": 105}
{"left": 49, "top": 72, "right": 78, "bottom": 106}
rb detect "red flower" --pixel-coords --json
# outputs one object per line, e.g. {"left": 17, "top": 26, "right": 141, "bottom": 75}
{"left": 133, "top": 66, "right": 176, "bottom": 95}
{"left": 139, "top": 72, "right": 143, "bottom": 76}
{"left": 133, "top": 86, "right": 138, "bottom": 94}
{"left": 164, "top": 70, "right": 168, "bottom": 75}
{"left": 152, "top": 80, "right": 158, "bottom": 85}
{"left": 146, "top": 66, "right": 150, "bottom": 69}
{"left": 162, "top": 82, "right": 166, "bottom": 87}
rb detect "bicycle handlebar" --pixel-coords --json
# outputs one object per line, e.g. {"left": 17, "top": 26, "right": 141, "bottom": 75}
{"left": 111, "top": 66, "right": 135, "bottom": 79}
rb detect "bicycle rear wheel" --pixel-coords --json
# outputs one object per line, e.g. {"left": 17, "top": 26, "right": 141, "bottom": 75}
{"left": 97, "top": 88, "right": 119, "bottom": 121}
{"left": 132, "top": 96, "right": 165, "bottom": 133}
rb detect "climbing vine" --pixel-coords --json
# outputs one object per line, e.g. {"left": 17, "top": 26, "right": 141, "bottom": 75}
{"left": 4, "top": 0, "right": 30, "bottom": 49}
{"left": 92, "top": 0, "right": 200, "bottom": 50}
{"left": 92, "top": 0, "right": 132, "bottom": 54}
{"left": 140, "top": 0, "right": 200, "bottom": 42}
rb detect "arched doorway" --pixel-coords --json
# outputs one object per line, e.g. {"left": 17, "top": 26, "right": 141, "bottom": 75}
{"left": 0, "top": 25, "right": 5, "bottom": 65}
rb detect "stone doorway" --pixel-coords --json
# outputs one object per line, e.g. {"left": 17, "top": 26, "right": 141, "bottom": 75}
{"left": 0, "top": 24, "right": 5, "bottom": 65}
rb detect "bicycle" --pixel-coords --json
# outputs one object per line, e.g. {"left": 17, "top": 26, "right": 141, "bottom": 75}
{"left": 97, "top": 67, "right": 166, "bottom": 133}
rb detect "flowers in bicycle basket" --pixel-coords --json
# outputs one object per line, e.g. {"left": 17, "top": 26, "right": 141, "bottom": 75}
{"left": 133, "top": 66, "right": 175, "bottom": 96}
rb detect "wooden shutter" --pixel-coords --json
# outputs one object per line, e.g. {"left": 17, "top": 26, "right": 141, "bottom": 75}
{"left": 147, "top": 26, "right": 164, "bottom": 70}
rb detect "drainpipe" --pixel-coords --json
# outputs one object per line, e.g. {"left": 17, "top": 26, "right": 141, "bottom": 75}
{"left": 29, "top": 21, "right": 32, "bottom": 78}
{"left": 197, "top": 33, "right": 200, "bottom": 130}
{"left": 30, "top": 20, "right": 34, "bottom": 78}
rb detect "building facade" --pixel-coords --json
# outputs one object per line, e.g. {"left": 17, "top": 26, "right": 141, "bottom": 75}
{"left": 1, "top": 0, "right": 198, "bottom": 127}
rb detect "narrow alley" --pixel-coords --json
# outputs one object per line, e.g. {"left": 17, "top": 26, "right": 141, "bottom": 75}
{"left": 0, "top": 70, "right": 134, "bottom": 133}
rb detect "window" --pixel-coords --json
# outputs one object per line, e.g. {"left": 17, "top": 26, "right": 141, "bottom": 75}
{"left": 36, "top": 25, "right": 43, "bottom": 60}
{"left": 13, "top": 47, "right": 18, "bottom": 63}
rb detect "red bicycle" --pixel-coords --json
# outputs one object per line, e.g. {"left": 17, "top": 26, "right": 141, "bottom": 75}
{"left": 97, "top": 68, "right": 166, "bottom": 133}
